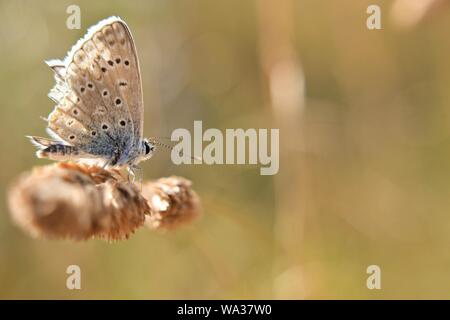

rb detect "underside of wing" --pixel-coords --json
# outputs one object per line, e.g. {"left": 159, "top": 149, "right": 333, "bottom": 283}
{"left": 45, "top": 16, "right": 144, "bottom": 162}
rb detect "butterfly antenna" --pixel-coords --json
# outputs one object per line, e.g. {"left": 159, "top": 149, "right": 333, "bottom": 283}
{"left": 150, "top": 138, "right": 201, "bottom": 162}
{"left": 150, "top": 136, "right": 172, "bottom": 142}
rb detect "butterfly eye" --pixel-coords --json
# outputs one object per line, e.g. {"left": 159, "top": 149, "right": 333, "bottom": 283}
{"left": 144, "top": 142, "right": 152, "bottom": 155}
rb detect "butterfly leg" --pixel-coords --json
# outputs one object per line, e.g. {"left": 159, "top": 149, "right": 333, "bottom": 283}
{"left": 102, "top": 157, "right": 114, "bottom": 169}
{"left": 127, "top": 165, "right": 143, "bottom": 185}
{"left": 127, "top": 166, "right": 136, "bottom": 182}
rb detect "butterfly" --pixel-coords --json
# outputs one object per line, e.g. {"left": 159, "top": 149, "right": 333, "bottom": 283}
{"left": 27, "top": 16, "right": 155, "bottom": 173}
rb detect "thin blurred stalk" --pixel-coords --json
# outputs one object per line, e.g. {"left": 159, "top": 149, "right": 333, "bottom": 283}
{"left": 390, "top": 0, "right": 449, "bottom": 30}
{"left": 257, "top": 0, "right": 309, "bottom": 298}
{"left": 189, "top": 231, "right": 236, "bottom": 292}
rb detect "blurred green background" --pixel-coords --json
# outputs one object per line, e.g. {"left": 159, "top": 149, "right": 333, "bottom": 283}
{"left": 1, "top": 0, "right": 450, "bottom": 299}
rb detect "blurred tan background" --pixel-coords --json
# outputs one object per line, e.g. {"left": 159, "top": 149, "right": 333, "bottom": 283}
{"left": 1, "top": 0, "right": 450, "bottom": 299}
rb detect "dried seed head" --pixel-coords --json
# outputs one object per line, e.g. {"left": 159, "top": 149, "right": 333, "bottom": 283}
{"left": 8, "top": 163, "right": 201, "bottom": 241}
{"left": 142, "top": 176, "right": 201, "bottom": 231}
{"left": 8, "top": 163, "right": 149, "bottom": 241}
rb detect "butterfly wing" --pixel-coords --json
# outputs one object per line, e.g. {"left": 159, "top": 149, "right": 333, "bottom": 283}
{"left": 44, "top": 16, "right": 144, "bottom": 166}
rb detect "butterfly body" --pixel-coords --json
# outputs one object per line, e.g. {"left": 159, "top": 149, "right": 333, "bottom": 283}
{"left": 28, "top": 16, "right": 155, "bottom": 168}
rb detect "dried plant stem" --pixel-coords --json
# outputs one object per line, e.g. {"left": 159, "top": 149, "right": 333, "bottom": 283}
{"left": 8, "top": 162, "right": 200, "bottom": 241}
{"left": 258, "top": 0, "right": 308, "bottom": 298}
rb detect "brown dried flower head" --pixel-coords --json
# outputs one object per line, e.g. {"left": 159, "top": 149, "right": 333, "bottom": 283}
{"left": 8, "top": 163, "right": 200, "bottom": 241}
{"left": 142, "top": 176, "right": 201, "bottom": 231}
